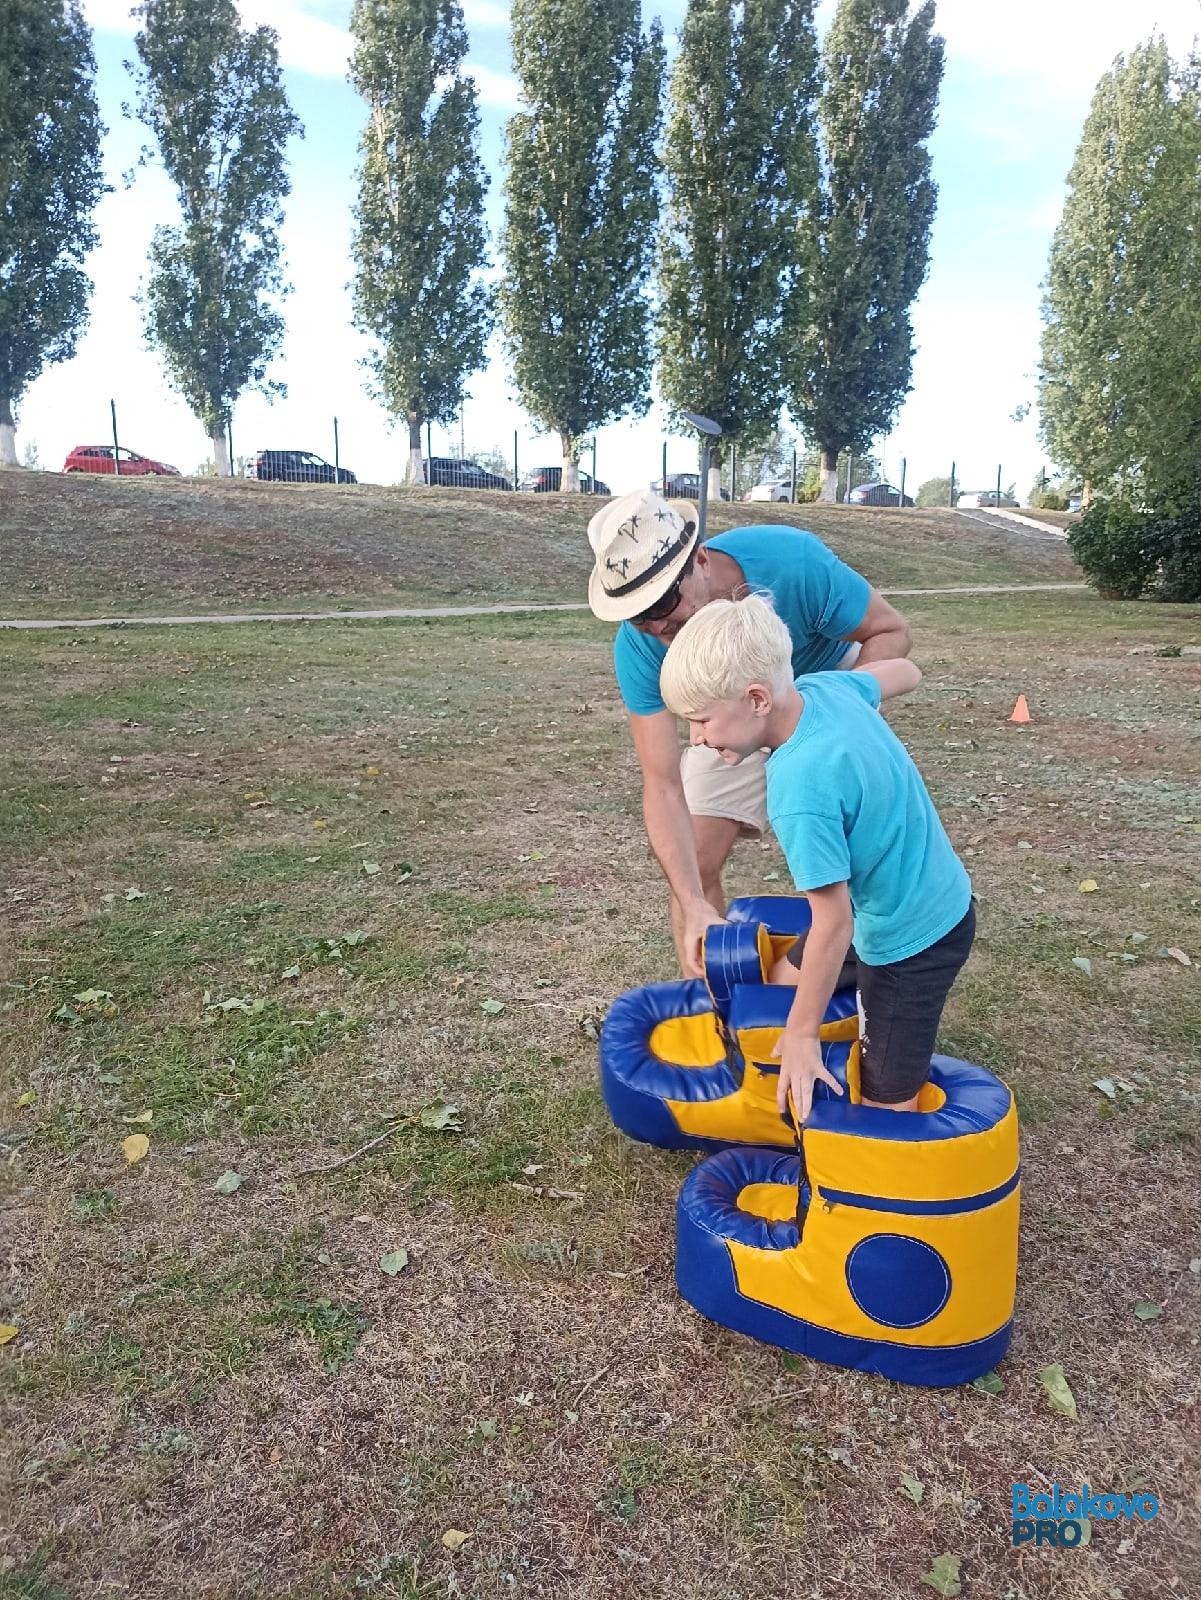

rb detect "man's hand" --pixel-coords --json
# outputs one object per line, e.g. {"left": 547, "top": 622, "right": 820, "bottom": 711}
{"left": 679, "top": 897, "right": 727, "bottom": 978}
{"left": 773, "top": 1027, "right": 844, "bottom": 1124}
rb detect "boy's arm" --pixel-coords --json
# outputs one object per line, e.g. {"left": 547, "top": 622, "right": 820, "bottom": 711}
{"left": 773, "top": 881, "right": 854, "bottom": 1121}
{"left": 855, "top": 658, "right": 923, "bottom": 703}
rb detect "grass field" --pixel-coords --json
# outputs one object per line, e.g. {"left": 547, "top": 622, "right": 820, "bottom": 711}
{"left": 1, "top": 471, "right": 1078, "bottom": 619}
{"left": 1, "top": 493, "right": 1198, "bottom": 1599}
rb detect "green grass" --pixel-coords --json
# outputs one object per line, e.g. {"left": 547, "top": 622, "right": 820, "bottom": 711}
{"left": 1, "top": 585, "right": 1198, "bottom": 1599}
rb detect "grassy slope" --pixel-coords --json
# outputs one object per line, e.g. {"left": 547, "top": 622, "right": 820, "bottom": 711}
{"left": 1, "top": 588, "right": 1198, "bottom": 1599}
{"left": 0, "top": 470, "right": 1078, "bottom": 618}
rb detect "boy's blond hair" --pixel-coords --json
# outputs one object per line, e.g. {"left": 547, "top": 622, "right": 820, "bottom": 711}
{"left": 660, "top": 592, "right": 794, "bottom": 716}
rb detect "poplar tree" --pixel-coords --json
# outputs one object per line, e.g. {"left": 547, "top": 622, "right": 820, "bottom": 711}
{"left": 131, "top": 0, "right": 301, "bottom": 475}
{"left": 0, "top": 0, "right": 105, "bottom": 466}
{"left": 500, "top": 0, "right": 664, "bottom": 491}
{"left": 1039, "top": 40, "right": 1201, "bottom": 503}
{"left": 658, "top": 0, "right": 818, "bottom": 500}
{"left": 350, "top": 0, "right": 490, "bottom": 486}
{"left": 787, "top": 0, "right": 943, "bottom": 501}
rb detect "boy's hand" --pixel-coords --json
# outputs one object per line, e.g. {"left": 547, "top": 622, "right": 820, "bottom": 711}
{"left": 772, "top": 1029, "right": 844, "bottom": 1123}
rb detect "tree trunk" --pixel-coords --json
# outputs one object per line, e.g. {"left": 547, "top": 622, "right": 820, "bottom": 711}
{"left": 818, "top": 447, "right": 839, "bottom": 502}
{"left": 0, "top": 392, "right": 16, "bottom": 467}
{"left": 210, "top": 427, "right": 231, "bottom": 478}
{"left": 1081, "top": 479, "right": 1093, "bottom": 510}
{"left": 560, "top": 432, "right": 580, "bottom": 493}
{"left": 706, "top": 460, "right": 722, "bottom": 504}
{"left": 407, "top": 414, "right": 424, "bottom": 485}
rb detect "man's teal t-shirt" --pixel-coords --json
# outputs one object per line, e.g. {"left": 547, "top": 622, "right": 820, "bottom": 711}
{"left": 766, "top": 673, "right": 972, "bottom": 966}
{"left": 612, "top": 526, "right": 870, "bottom": 715}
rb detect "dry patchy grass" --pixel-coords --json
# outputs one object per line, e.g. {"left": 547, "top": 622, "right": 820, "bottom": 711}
{"left": 1, "top": 589, "right": 1199, "bottom": 1599}
{"left": 0, "top": 471, "right": 1078, "bottom": 619}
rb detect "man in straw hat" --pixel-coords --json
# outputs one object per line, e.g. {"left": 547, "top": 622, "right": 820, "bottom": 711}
{"left": 587, "top": 489, "right": 912, "bottom": 976}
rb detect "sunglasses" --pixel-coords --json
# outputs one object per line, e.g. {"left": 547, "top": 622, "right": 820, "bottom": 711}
{"left": 632, "top": 549, "right": 697, "bottom": 625}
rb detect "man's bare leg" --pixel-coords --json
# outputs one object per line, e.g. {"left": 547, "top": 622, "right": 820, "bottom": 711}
{"left": 669, "top": 813, "right": 743, "bottom": 974}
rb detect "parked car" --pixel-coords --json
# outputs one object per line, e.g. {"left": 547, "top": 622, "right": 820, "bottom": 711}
{"left": 650, "top": 472, "right": 731, "bottom": 502}
{"left": 247, "top": 449, "right": 356, "bottom": 484}
{"left": 956, "top": 489, "right": 1018, "bottom": 509}
{"left": 848, "top": 481, "right": 914, "bottom": 507}
{"left": 425, "top": 456, "right": 512, "bottom": 490}
{"left": 746, "top": 481, "right": 791, "bottom": 502}
{"left": 518, "top": 466, "right": 610, "bottom": 495}
{"left": 1067, "top": 494, "right": 1083, "bottom": 512}
{"left": 63, "top": 444, "right": 179, "bottom": 476}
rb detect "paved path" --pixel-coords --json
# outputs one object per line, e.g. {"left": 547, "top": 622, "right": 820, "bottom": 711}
{"left": 0, "top": 584, "right": 1087, "bottom": 632}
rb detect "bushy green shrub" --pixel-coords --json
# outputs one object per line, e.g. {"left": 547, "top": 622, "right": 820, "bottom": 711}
{"left": 1149, "top": 477, "right": 1201, "bottom": 602}
{"left": 1068, "top": 499, "right": 1157, "bottom": 598}
{"left": 1031, "top": 489, "right": 1069, "bottom": 511}
{"left": 1069, "top": 479, "right": 1201, "bottom": 601}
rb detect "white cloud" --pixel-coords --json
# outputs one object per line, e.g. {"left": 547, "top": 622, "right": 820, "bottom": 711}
{"left": 85, "top": 0, "right": 351, "bottom": 79}
{"left": 465, "top": 60, "right": 522, "bottom": 111}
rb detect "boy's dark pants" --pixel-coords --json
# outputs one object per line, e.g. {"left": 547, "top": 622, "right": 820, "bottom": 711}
{"left": 855, "top": 902, "right": 976, "bottom": 1104}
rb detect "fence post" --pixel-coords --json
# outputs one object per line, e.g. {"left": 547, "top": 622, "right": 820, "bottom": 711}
{"left": 426, "top": 420, "right": 432, "bottom": 461}
{"left": 592, "top": 436, "right": 597, "bottom": 491}
{"left": 996, "top": 462, "right": 1002, "bottom": 509}
{"left": 899, "top": 457, "right": 907, "bottom": 505}
{"left": 513, "top": 430, "right": 519, "bottom": 488}
{"left": 226, "top": 415, "right": 233, "bottom": 477}
{"left": 110, "top": 398, "right": 120, "bottom": 475}
{"left": 731, "top": 441, "right": 737, "bottom": 501}
{"left": 334, "top": 416, "right": 340, "bottom": 481}
{"left": 662, "top": 439, "right": 667, "bottom": 491}
{"left": 846, "top": 450, "right": 854, "bottom": 501}
{"left": 791, "top": 448, "right": 797, "bottom": 504}
{"left": 949, "top": 461, "right": 956, "bottom": 507}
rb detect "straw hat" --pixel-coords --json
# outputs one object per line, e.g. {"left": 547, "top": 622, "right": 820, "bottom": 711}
{"left": 586, "top": 489, "right": 700, "bottom": 622}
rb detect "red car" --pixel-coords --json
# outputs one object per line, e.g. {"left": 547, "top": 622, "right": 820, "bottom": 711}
{"left": 63, "top": 444, "right": 180, "bottom": 476}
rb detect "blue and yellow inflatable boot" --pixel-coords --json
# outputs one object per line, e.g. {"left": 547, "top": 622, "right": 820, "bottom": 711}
{"left": 599, "top": 895, "right": 1020, "bottom": 1387}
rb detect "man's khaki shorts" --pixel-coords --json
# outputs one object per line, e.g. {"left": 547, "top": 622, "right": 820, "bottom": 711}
{"left": 678, "top": 643, "right": 862, "bottom": 838}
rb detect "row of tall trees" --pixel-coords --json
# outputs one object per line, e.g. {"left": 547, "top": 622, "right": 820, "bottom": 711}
{"left": 0, "top": 0, "right": 944, "bottom": 495}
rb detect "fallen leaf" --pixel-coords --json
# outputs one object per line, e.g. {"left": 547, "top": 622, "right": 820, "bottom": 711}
{"left": 1079, "top": 879, "right": 1099, "bottom": 893}
{"left": 243, "top": 791, "right": 267, "bottom": 802}
{"left": 522, "top": 1163, "right": 546, "bottom": 1177}
{"left": 1128, "top": 931, "right": 1148, "bottom": 945}
{"left": 214, "top": 1170, "right": 243, "bottom": 1195}
{"left": 898, "top": 1472, "right": 925, "bottom": 1504}
{"left": 121, "top": 1109, "right": 153, "bottom": 1124}
{"left": 365, "top": 766, "right": 380, "bottom": 777}
{"left": 1117, "top": 1537, "right": 1135, "bottom": 1555}
{"left": 1039, "top": 1362, "right": 1078, "bottom": 1420}
{"left": 480, "top": 998, "right": 505, "bottom": 1015}
{"left": 312, "top": 819, "right": 327, "bottom": 829}
{"left": 1092, "top": 1078, "right": 1117, "bottom": 1100}
{"left": 124, "top": 887, "right": 146, "bottom": 901}
{"left": 379, "top": 1249, "right": 409, "bottom": 1276}
{"left": 280, "top": 964, "right": 301, "bottom": 981}
{"left": 0, "top": 1324, "right": 18, "bottom": 1346}
{"left": 1133, "top": 1301, "right": 1162, "bottom": 1321}
{"left": 74, "top": 988, "right": 115, "bottom": 1006}
{"left": 971, "top": 1370, "right": 1004, "bottom": 1395}
{"left": 419, "top": 1101, "right": 462, "bottom": 1132}
{"left": 1016, "top": 840, "right": 1032, "bottom": 849}
{"left": 921, "top": 1554, "right": 962, "bottom": 1596}
{"left": 441, "top": 1530, "right": 472, "bottom": 1552}
{"left": 361, "top": 860, "right": 381, "bottom": 876}
{"left": 122, "top": 1133, "right": 150, "bottom": 1165}
{"left": 15, "top": 1090, "right": 36, "bottom": 1109}
{"left": 1071, "top": 957, "right": 1093, "bottom": 978}
{"left": 1162, "top": 947, "right": 1192, "bottom": 967}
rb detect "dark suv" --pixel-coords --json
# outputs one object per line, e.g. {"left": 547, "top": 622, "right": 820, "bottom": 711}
{"left": 248, "top": 449, "right": 356, "bottom": 484}
{"left": 651, "top": 472, "right": 731, "bottom": 502}
{"left": 519, "top": 466, "right": 611, "bottom": 495}
{"left": 424, "top": 456, "right": 512, "bottom": 490}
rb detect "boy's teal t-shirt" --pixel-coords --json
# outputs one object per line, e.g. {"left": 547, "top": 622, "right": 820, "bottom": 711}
{"left": 766, "top": 672, "right": 972, "bottom": 966}
{"left": 612, "top": 526, "right": 870, "bottom": 715}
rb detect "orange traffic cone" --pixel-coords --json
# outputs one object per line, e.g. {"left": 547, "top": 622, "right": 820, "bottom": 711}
{"left": 1009, "top": 694, "right": 1031, "bottom": 724}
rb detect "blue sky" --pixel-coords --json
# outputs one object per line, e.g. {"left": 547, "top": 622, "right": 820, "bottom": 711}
{"left": 18, "top": 1, "right": 1201, "bottom": 495}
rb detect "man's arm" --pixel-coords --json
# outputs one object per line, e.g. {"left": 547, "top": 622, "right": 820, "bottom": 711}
{"left": 629, "top": 710, "right": 724, "bottom": 974}
{"left": 844, "top": 588, "right": 912, "bottom": 664}
{"left": 773, "top": 881, "right": 854, "bottom": 1121}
